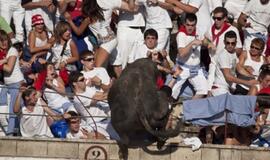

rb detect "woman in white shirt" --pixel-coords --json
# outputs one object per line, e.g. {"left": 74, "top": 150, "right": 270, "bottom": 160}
{"left": 0, "top": 30, "right": 24, "bottom": 135}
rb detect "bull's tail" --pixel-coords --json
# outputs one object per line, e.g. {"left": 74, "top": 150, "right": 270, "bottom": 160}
{"left": 138, "top": 111, "right": 182, "bottom": 139}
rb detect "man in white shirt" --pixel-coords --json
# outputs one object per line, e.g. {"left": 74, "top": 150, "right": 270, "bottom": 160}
{"left": 205, "top": 7, "right": 243, "bottom": 92}
{"left": 80, "top": 50, "right": 111, "bottom": 93}
{"left": 69, "top": 71, "right": 119, "bottom": 140}
{"left": 211, "top": 31, "right": 258, "bottom": 96}
{"left": 238, "top": 0, "right": 270, "bottom": 50}
{"left": 14, "top": 87, "right": 53, "bottom": 138}
{"left": 172, "top": 13, "right": 208, "bottom": 99}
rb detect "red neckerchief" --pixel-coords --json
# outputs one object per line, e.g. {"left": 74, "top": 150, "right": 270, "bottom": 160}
{"left": 178, "top": 25, "right": 196, "bottom": 36}
{"left": 211, "top": 22, "right": 230, "bottom": 46}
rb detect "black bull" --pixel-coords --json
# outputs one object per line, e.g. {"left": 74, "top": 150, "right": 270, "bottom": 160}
{"left": 108, "top": 58, "right": 181, "bottom": 159}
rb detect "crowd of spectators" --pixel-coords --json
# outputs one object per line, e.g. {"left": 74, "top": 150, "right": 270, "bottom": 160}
{"left": 0, "top": 0, "right": 270, "bottom": 147}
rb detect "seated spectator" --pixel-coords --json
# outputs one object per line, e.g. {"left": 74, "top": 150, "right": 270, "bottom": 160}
{"left": 14, "top": 86, "right": 54, "bottom": 138}
{"left": 80, "top": 50, "right": 111, "bottom": 93}
{"left": 43, "top": 63, "right": 76, "bottom": 114}
{"left": 69, "top": 71, "right": 119, "bottom": 140}
{"left": 235, "top": 38, "right": 265, "bottom": 95}
{"left": 211, "top": 31, "right": 258, "bottom": 96}
{"left": 51, "top": 21, "right": 79, "bottom": 72}
{"left": 28, "top": 14, "right": 54, "bottom": 73}
{"left": 66, "top": 111, "right": 106, "bottom": 139}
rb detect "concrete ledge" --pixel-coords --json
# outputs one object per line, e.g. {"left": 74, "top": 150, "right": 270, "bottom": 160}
{"left": 0, "top": 136, "right": 270, "bottom": 160}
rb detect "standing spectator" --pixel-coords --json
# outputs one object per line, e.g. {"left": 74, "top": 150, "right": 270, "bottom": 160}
{"left": 205, "top": 7, "right": 242, "bottom": 92}
{"left": 0, "top": 30, "right": 24, "bottom": 136}
{"left": 238, "top": 0, "right": 270, "bottom": 50}
{"left": 171, "top": 13, "right": 208, "bottom": 99}
{"left": 224, "top": 0, "right": 248, "bottom": 25}
{"left": 113, "top": 5, "right": 145, "bottom": 77}
{"left": 207, "top": 0, "right": 222, "bottom": 13}
{"left": 51, "top": 21, "right": 79, "bottom": 71}
{"left": 0, "top": 0, "right": 25, "bottom": 42}
{"left": 80, "top": 0, "right": 136, "bottom": 67}
{"left": 235, "top": 38, "right": 265, "bottom": 95}
{"left": 211, "top": 31, "right": 257, "bottom": 96}
{"left": 165, "top": 0, "right": 212, "bottom": 35}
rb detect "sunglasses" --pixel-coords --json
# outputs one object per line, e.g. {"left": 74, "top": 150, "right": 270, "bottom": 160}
{"left": 250, "top": 45, "right": 261, "bottom": 50}
{"left": 70, "top": 120, "right": 80, "bottom": 124}
{"left": 226, "top": 41, "right": 236, "bottom": 46}
{"left": 212, "top": 16, "right": 224, "bottom": 21}
{"left": 77, "top": 77, "right": 85, "bottom": 82}
{"left": 83, "top": 57, "right": 95, "bottom": 62}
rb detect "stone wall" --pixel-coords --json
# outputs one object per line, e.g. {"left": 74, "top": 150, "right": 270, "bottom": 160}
{"left": 0, "top": 137, "right": 270, "bottom": 160}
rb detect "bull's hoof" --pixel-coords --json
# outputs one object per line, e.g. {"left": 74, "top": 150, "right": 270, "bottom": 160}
{"left": 118, "top": 150, "right": 128, "bottom": 160}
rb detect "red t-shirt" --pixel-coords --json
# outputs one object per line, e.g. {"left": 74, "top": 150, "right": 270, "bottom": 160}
{"left": 0, "top": 50, "right": 7, "bottom": 70}
{"left": 66, "top": 0, "right": 82, "bottom": 19}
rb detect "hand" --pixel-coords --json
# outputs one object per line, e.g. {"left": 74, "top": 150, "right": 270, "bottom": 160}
{"left": 48, "top": 3, "right": 56, "bottom": 13}
{"left": 147, "top": 0, "right": 158, "bottom": 6}
{"left": 192, "top": 39, "right": 202, "bottom": 46}
{"left": 247, "top": 79, "right": 259, "bottom": 86}
{"left": 59, "top": 61, "right": 66, "bottom": 69}
{"left": 41, "top": 0, "right": 53, "bottom": 7}
{"left": 29, "top": 55, "right": 37, "bottom": 64}
{"left": 244, "top": 65, "right": 254, "bottom": 75}
{"left": 207, "top": 91, "right": 213, "bottom": 97}
{"left": 45, "top": 43, "right": 53, "bottom": 50}
{"left": 173, "top": 66, "right": 182, "bottom": 77}
{"left": 208, "top": 42, "right": 216, "bottom": 51}
{"left": 38, "top": 58, "right": 47, "bottom": 64}
{"left": 80, "top": 128, "right": 89, "bottom": 139}
{"left": 91, "top": 76, "right": 102, "bottom": 86}
{"left": 64, "top": 12, "right": 72, "bottom": 22}
{"left": 160, "top": 50, "right": 167, "bottom": 58}
{"left": 0, "top": 58, "right": 7, "bottom": 65}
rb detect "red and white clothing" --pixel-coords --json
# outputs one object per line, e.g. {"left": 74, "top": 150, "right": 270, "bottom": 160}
{"left": 172, "top": 27, "right": 208, "bottom": 99}
{"left": 205, "top": 23, "right": 242, "bottom": 90}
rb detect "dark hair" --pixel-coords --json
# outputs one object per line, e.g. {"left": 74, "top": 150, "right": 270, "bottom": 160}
{"left": 80, "top": 50, "right": 94, "bottom": 60}
{"left": 259, "top": 64, "right": 270, "bottom": 81}
{"left": 13, "top": 42, "right": 23, "bottom": 53}
{"left": 144, "top": 28, "right": 158, "bottom": 39}
{"left": 69, "top": 71, "right": 83, "bottom": 87}
{"left": 22, "top": 87, "right": 36, "bottom": 103}
{"left": 66, "top": 111, "right": 80, "bottom": 124}
{"left": 82, "top": 0, "right": 105, "bottom": 21}
{"left": 185, "top": 13, "right": 197, "bottom": 23}
{"left": 212, "top": 7, "right": 228, "bottom": 18}
{"left": 224, "top": 30, "right": 237, "bottom": 39}
{"left": 148, "top": 52, "right": 164, "bottom": 63}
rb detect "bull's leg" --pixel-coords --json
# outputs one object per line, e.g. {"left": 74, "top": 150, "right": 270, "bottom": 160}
{"left": 117, "top": 135, "right": 129, "bottom": 160}
{"left": 157, "top": 137, "right": 167, "bottom": 150}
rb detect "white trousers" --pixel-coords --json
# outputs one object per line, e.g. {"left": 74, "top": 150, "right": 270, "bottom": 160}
{"left": 114, "top": 26, "right": 144, "bottom": 68}
{"left": 172, "top": 67, "right": 208, "bottom": 99}
{"left": 0, "top": 0, "right": 25, "bottom": 42}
